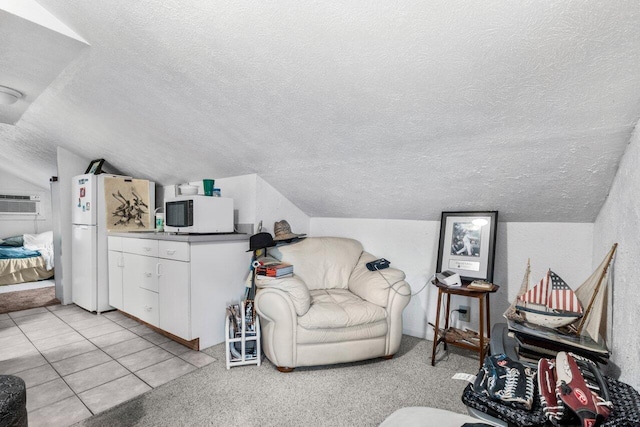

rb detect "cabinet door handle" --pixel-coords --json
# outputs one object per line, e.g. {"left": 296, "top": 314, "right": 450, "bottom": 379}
{"left": 118, "top": 255, "right": 124, "bottom": 268}
{"left": 144, "top": 272, "right": 152, "bottom": 278}
{"left": 156, "top": 263, "right": 161, "bottom": 276}
{"left": 143, "top": 247, "right": 152, "bottom": 252}
{"left": 166, "top": 250, "right": 176, "bottom": 255}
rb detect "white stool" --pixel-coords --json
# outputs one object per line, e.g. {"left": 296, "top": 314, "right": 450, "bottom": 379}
{"left": 379, "top": 407, "right": 490, "bottom": 427}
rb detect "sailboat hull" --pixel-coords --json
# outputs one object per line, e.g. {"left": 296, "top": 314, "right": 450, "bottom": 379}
{"left": 516, "top": 305, "right": 582, "bottom": 329}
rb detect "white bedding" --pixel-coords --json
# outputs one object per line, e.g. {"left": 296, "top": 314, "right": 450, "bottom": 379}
{"left": 23, "top": 231, "right": 54, "bottom": 271}
{"left": 0, "top": 230, "right": 55, "bottom": 285}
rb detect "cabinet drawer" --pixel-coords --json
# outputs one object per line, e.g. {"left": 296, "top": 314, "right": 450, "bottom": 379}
{"left": 159, "top": 241, "right": 190, "bottom": 262}
{"left": 124, "top": 285, "right": 159, "bottom": 327}
{"left": 123, "top": 253, "right": 159, "bottom": 292}
{"left": 137, "top": 289, "right": 159, "bottom": 327}
{"left": 108, "top": 236, "right": 123, "bottom": 251}
{"left": 122, "top": 238, "right": 158, "bottom": 257}
{"left": 139, "top": 260, "right": 159, "bottom": 293}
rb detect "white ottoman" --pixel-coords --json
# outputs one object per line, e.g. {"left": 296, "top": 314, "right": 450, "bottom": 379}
{"left": 379, "top": 407, "right": 489, "bottom": 427}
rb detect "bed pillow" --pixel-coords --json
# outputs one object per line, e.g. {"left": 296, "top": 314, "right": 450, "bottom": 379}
{"left": 0, "top": 235, "right": 24, "bottom": 246}
{"left": 23, "top": 231, "right": 53, "bottom": 250}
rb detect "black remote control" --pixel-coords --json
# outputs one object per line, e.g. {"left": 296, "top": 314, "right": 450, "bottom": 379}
{"left": 366, "top": 258, "right": 390, "bottom": 271}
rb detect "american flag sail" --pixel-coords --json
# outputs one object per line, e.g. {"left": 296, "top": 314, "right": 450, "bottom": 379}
{"left": 547, "top": 270, "right": 582, "bottom": 314}
{"left": 517, "top": 269, "right": 582, "bottom": 314}
{"left": 518, "top": 270, "right": 549, "bottom": 306}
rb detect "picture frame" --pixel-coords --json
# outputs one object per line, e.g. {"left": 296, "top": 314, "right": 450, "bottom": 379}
{"left": 85, "top": 158, "right": 105, "bottom": 175}
{"left": 436, "top": 211, "right": 498, "bottom": 283}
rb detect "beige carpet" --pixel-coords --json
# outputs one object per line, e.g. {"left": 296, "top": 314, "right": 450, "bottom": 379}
{"left": 0, "top": 286, "right": 59, "bottom": 314}
{"left": 79, "top": 336, "right": 481, "bottom": 427}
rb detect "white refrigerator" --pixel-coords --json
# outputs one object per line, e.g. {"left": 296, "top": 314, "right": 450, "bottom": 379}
{"left": 71, "top": 174, "right": 155, "bottom": 313}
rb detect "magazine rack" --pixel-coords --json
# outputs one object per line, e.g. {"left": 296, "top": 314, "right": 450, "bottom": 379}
{"left": 225, "top": 300, "right": 261, "bottom": 369}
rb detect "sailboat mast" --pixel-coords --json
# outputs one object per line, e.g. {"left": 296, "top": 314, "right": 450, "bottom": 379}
{"left": 576, "top": 243, "right": 618, "bottom": 335}
{"left": 503, "top": 259, "right": 530, "bottom": 321}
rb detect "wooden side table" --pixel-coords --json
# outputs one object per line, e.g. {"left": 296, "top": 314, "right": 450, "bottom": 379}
{"left": 430, "top": 281, "right": 499, "bottom": 367}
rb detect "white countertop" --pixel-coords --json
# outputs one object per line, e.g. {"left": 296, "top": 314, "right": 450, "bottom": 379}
{"left": 108, "top": 231, "right": 250, "bottom": 243}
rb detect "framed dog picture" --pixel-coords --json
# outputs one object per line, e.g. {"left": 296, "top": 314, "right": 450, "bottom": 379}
{"left": 436, "top": 211, "right": 498, "bottom": 282}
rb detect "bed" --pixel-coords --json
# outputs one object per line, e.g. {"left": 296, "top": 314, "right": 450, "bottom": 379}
{"left": 0, "top": 232, "right": 54, "bottom": 286}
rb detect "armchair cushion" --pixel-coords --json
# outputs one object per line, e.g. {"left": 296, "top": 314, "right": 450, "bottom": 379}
{"left": 298, "top": 289, "right": 387, "bottom": 329}
{"left": 270, "top": 237, "right": 363, "bottom": 290}
{"left": 255, "top": 274, "right": 311, "bottom": 316}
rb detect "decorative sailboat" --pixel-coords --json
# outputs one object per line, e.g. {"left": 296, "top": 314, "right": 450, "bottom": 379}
{"left": 504, "top": 244, "right": 617, "bottom": 343}
{"left": 515, "top": 269, "right": 583, "bottom": 328}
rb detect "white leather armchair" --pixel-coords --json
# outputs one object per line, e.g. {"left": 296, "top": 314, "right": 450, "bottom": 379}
{"left": 255, "top": 237, "right": 411, "bottom": 372}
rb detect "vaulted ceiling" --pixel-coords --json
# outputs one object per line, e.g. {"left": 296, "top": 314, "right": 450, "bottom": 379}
{"left": 2, "top": 1, "right": 640, "bottom": 222}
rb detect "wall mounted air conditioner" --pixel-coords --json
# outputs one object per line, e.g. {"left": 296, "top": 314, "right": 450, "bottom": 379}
{"left": 0, "top": 194, "right": 41, "bottom": 215}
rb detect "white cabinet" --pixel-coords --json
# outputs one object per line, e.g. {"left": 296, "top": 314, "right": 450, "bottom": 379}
{"left": 123, "top": 252, "right": 160, "bottom": 326}
{"left": 116, "top": 242, "right": 176, "bottom": 330}
{"left": 107, "top": 235, "right": 250, "bottom": 349}
{"left": 108, "top": 236, "right": 124, "bottom": 310}
{"left": 156, "top": 241, "right": 191, "bottom": 338}
{"left": 159, "top": 258, "right": 190, "bottom": 339}
{"left": 108, "top": 250, "right": 124, "bottom": 309}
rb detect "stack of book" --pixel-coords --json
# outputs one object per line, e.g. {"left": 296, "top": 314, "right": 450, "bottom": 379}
{"left": 467, "top": 280, "right": 494, "bottom": 290}
{"left": 256, "top": 262, "right": 293, "bottom": 278}
{"left": 506, "top": 319, "right": 610, "bottom": 365}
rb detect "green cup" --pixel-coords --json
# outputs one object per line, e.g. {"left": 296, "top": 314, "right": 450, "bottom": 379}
{"left": 203, "top": 179, "right": 215, "bottom": 196}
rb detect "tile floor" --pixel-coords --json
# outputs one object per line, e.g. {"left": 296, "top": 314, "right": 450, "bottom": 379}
{"left": 0, "top": 304, "right": 216, "bottom": 427}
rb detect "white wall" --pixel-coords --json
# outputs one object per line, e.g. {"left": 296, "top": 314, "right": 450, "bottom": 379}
{"left": 0, "top": 170, "right": 52, "bottom": 237}
{"left": 593, "top": 124, "right": 640, "bottom": 390}
{"left": 494, "top": 222, "right": 594, "bottom": 306}
{"left": 215, "top": 174, "right": 257, "bottom": 226}
{"left": 256, "top": 175, "right": 309, "bottom": 237}
{"left": 311, "top": 218, "right": 593, "bottom": 341}
{"left": 213, "top": 174, "right": 310, "bottom": 235}
{"left": 56, "top": 146, "right": 90, "bottom": 304}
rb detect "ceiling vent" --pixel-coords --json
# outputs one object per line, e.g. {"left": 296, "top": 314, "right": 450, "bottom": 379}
{"left": 0, "top": 194, "right": 41, "bottom": 215}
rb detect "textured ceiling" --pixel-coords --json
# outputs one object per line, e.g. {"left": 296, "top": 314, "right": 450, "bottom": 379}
{"left": 0, "top": 1, "right": 88, "bottom": 124}
{"left": 2, "top": 1, "right": 640, "bottom": 221}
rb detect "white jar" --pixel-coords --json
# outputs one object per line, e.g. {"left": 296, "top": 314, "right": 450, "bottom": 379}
{"left": 155, "top": 213, "right": 164, "bottom": 232}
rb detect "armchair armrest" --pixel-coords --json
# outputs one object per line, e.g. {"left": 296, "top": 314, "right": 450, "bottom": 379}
{"left": 255, "top": 276, "right": 310, "bottom": 369}
{"left": 255, "top": 274, "right": 311, "bottom": 316}
{"left": 348, "top": 252, "right": 407, "bottom": 307}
